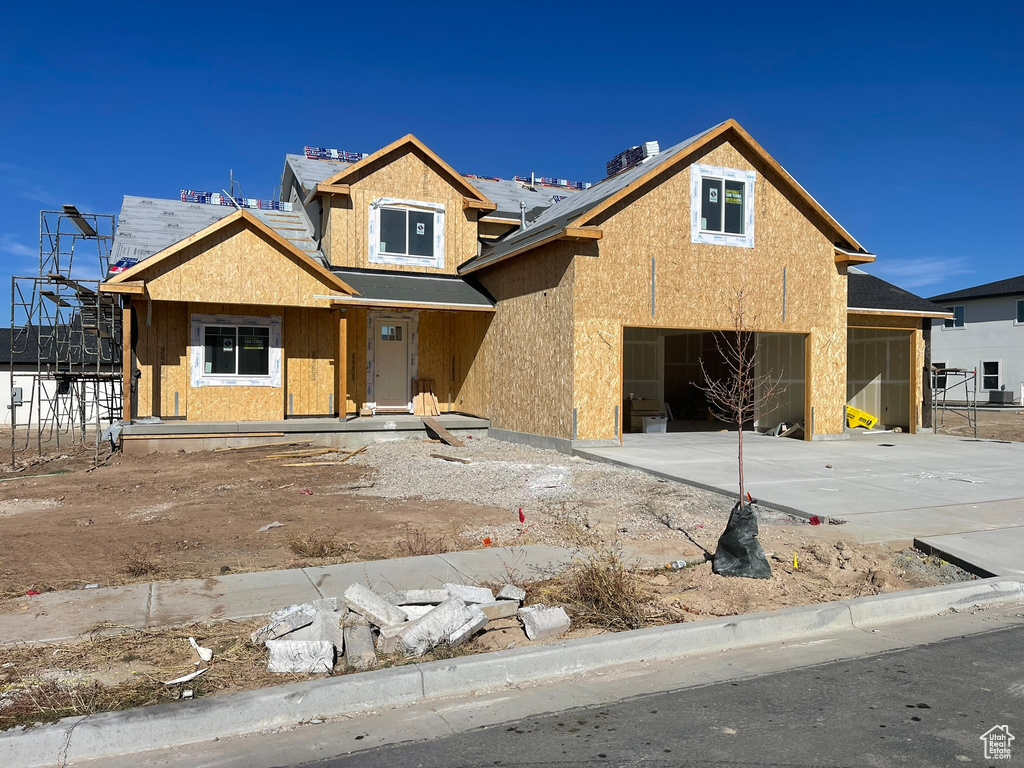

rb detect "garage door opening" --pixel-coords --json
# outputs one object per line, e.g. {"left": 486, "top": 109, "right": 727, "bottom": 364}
{"left": 623, "top": 328, "right": 806, "bottom": 435}
{"left": 847, "top": 328, "right": 911, "bottom": 431}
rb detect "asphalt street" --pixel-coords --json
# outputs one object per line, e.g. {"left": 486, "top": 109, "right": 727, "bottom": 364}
{"left": 300, "top": 626, "right": 1023, "bottom": 768}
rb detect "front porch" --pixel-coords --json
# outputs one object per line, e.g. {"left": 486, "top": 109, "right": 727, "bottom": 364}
{"left": 119, "top": 413, "right": 490, "bottom": 454}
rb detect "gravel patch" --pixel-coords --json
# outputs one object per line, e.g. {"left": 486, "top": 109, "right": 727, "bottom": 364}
{"left": 893, "top": 549, "right": 976, "bottom": 584}
{"left": 325, "top": 436, "right": 735, "bottom": 547}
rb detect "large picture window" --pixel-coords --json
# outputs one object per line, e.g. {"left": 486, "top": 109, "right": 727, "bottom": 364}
{"left": 204, "top": 326, "right": 270, "bottom": 376}
{"left": 190, "top": 314, "right": 282, "bottom": 388}
{"left": 369, "top": 198, "right": 445, "bottom": 268}
{"left": 690, "top": 163, "right": 756, "bottom": 248}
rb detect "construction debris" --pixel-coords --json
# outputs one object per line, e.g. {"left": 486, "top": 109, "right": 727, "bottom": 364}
{"left": 421, "top": 416, "right": 464, "bottom": 447}
{"left": 430, "top": 453, "right": 470, "bottom": 464}
{"left": 497, "top": 584, "right": 527, "bottom": 602}
{"left": 253, "top": 578, "right": 565, "bottom": 673}
{"left": 519, "top": 605, "right": 571, "bottom": 641}
{"left": 266, "top": 639, "right": 334, "bottom": 674}
{"left": 443, "top": 582, "right": 494, "bottom": 604}
{"left": 256, "top": 521, "right": 286, "bottom": 532}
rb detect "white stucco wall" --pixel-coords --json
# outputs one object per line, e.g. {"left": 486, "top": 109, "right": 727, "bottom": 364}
{"left": 3, "top": 368, "right": 118, "bottom": 427}
{"left": 930, "top": 294, "right": 1024, "bottom": 403}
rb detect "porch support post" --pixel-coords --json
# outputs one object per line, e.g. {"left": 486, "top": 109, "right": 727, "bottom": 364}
{"left": 336, "top": 309, "right": 347, "bottom": 419}
{"left": 122, "top": 298, "right": 132, "bottom": 423}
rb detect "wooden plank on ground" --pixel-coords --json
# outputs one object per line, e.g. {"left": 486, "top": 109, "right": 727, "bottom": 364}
{"left": 279, "top": 446, "right": 366, "bottom": 467}
{"left": 421, "top": 416, "right": 464, "bottom": 447}
{"left": 430, "top": 453, "right": 470, "bottom": 464}
{"left": 214, "top": 441, "right": 312, "bottom": 453}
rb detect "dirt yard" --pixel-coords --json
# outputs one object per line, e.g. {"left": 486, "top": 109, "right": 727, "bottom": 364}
{"left": 0, "top": 433, "right": 973, "bottom": 604}
{"left": 933, "top": 407, "right": 1024, "bottom": 442}
{"left": 0, "top": 432, "right": 979, "bottom": 730}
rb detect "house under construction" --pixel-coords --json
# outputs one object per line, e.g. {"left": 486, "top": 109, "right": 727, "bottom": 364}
{"left": 86, "top": 119, "right": 951, "bottom": 453}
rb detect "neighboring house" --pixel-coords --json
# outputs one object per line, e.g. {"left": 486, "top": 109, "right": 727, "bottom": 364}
{"left": 100, "top": 119, "right": 947, "bottom": 450}
{"left": 1, "top": 325, "right": 120, "bottom": 427}
{"left": 929, "top": 275, "right": 1024, "bottom": 404}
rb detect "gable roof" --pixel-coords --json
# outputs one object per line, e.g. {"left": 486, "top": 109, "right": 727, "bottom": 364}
{"left": 460, "top": 119, "right": 868, "bottom": 274}
{"left": 109, "top": 195, "right": 325, "bottom": 274}
{"left": 319, "top": 134, "right": 493, "bottom": 205}
{"left": 928, "top": 274, "right": 1024, "bottom": 303}
{"left": 104, "top": 209, "right": 354, "bottom": 295}
{"left": 282, "top": 154, "right": 351, "bottom": 197}
{"left": 847, "top": 268, "right": 950, "bottom": 316}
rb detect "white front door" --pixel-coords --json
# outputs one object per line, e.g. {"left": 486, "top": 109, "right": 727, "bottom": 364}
{"left": 374, "top": 319, "right": 410, "bottom": 410}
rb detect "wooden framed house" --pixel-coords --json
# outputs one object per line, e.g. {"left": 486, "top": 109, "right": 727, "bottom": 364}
{"left": 100, "top": 120, "right": 948, "bottom": 452}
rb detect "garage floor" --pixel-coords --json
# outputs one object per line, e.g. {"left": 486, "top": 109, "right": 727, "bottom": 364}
{"left": 576, "top": 431, "right": 1024, "bottom": 577}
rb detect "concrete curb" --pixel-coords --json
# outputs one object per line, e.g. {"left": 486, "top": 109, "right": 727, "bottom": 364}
{"left": 3, "top": 577, "right": 1021, "bottom": 767}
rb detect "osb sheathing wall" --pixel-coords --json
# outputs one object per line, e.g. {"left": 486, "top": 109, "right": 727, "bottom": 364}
{"left": 476, "top": 242, "right": 577, "bottom": 439}
{"left": 133, "top": 301, "right": 337, "bottom": 422}
{"left": 573, "top": 137, "right": 848, "bottom": 440}
{"left": 848, "top": 312, "right": 924, "bottom": 433}
{"left": 139, "top": 219, "right": 338, "bottom": 309}
{"left": 283, "top": 307, "right": 337, "bottom": 416}
{"left": 341, "top": 307, "right": 490, "bottom": 416}
{"left": 133, "top": 301, "right": 189, "bottom": 420}
{"left": 326, "top": 148, "right": 479, "bottom": 275}
{"left": 417, "top": 311, "right": 490, "bottom": 414}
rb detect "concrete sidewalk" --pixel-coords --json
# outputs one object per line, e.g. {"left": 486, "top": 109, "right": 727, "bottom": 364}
{"left": 577, "top": 430, "right": 1024, "bottom": 575}
{"left": 0, "top": 545, "right": 576, "bottom": 646}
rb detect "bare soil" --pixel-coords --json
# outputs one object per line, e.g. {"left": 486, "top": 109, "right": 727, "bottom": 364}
{"left": 933, "top": 407, "right": 1024, "bottom": 442}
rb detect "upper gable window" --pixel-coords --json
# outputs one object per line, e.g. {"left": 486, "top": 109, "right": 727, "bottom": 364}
{"left": 368, "top": 198, "right": 445, "bottom": 269}
{"left": 690, "top": 164, "right": 756, "bottom": 248}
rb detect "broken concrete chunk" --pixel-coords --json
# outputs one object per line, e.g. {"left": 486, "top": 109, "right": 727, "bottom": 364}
{"left": 266, "top": 639, "right": 334, "bottom": 674}
{"left": 477, "top": 600, "right": 520, "bottom": 621}
{"left": 400, "top": 604, "right": 435, "bottom": 621}
{"left": 443, "top": 583, "right": 495, "bottom": 604}
{"left": 250, "top": 603, "right": 316, "bottom": 644}
{"left": 290, "top": 610, "right": 345, "bottom": 656}
{"left": 376, "top": 624, "right": 408, "bottom": 655}
{"left": 344, "top": 583, "right": 408, "bottom": 628}
{"left": 384, "top": 589, "right": 449, "bottom": 606}
{"left": 519, "top": 605, "right": 571, "bottom": 641}
{"left": 312, "top": 597, "right": 339, "bottom": 612}
{"left": 497, "top": 584, "right": 527, "bottom": 602}
{"left": 343, "top": 623, "right": 377, "bottom": 670}
{"left": 449, "top": 607, "right": 488, "bottom": 648}
{"left": 398, "top": 596, "right": 472, "bottom": 657}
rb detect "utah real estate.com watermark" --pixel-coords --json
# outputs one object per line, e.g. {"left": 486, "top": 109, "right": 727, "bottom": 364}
{"left": 980, "top": 725, "right": 1014, "bottom": 761}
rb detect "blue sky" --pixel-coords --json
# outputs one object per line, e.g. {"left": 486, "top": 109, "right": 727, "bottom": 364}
{"left": 1, "top": 1, "right": 1021, "bottom": 311}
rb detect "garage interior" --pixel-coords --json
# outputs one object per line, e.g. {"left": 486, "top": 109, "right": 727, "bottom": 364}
{"left": 622, "top": 327, "right": 806, "bottom": 434}
{"left": 846, "top": 328, "right": 912, "bottom": 430}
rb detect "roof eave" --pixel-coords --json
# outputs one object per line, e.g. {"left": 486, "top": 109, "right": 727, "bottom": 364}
{"left": 847, "top": 306, "right": 954, "bottom": 319}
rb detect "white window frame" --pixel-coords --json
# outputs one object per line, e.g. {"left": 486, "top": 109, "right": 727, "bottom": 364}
{"left": 190, "top": 313, "right": 282, "bottom": 388}
{"left": 690, "top": 163, "right": 756, "bottom": 248}
{"left": 981, "top": 360, "right": 1000, "bottom": 391}
{"left": 368, "top": 197, "right": 445, "bottom": 269}
{"left": 1015, "top": 299, "right": 1024, "bottom": 326}
{"left": 943, "top": 305, "right": 965, "bottom": 329}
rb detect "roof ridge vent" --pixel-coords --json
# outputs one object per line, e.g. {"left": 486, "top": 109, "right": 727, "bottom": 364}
{"left": 605, "top": 141, "right": 660, "bottom": 177}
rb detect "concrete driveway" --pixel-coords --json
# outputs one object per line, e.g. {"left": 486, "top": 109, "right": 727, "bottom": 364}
{"left": 576, "top": 431, "right": 1024, "bottom": 577}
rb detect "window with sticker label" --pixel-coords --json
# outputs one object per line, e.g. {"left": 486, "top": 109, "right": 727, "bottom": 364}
{"left": 690, "top": 163, "right": 756, "bottom": 248}
{"left": 370, "top": 199, "right": 445, "bottom": 268}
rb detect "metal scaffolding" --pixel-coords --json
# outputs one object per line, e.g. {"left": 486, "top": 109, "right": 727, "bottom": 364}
{"left": 8, "top": 207, "right": 123, "bottom": 464}
{"left": 931, "top": 365, "right": 978, "bottom": 439}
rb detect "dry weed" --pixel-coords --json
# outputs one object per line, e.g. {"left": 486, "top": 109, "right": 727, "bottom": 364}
{"left": 119, "top": 548, "right": 160, "bottom": 578}
{"left": 287, "top": 529, "right": 355, "bottom": 559}
{"left": 389, "top": 525, "right": 455, "bottom": 558}
{"left": 542, "top": 507, "right": 655, "bottom": 631}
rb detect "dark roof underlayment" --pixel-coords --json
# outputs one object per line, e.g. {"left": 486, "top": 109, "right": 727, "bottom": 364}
{"left": 928, "top": 275, "right": 1024, "bottom": 303}
{"left": 847, "top": 268, "right": 949, "bottom": 314}
{"left": 329, "top": 268, "right": 494, "bottom": 309}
